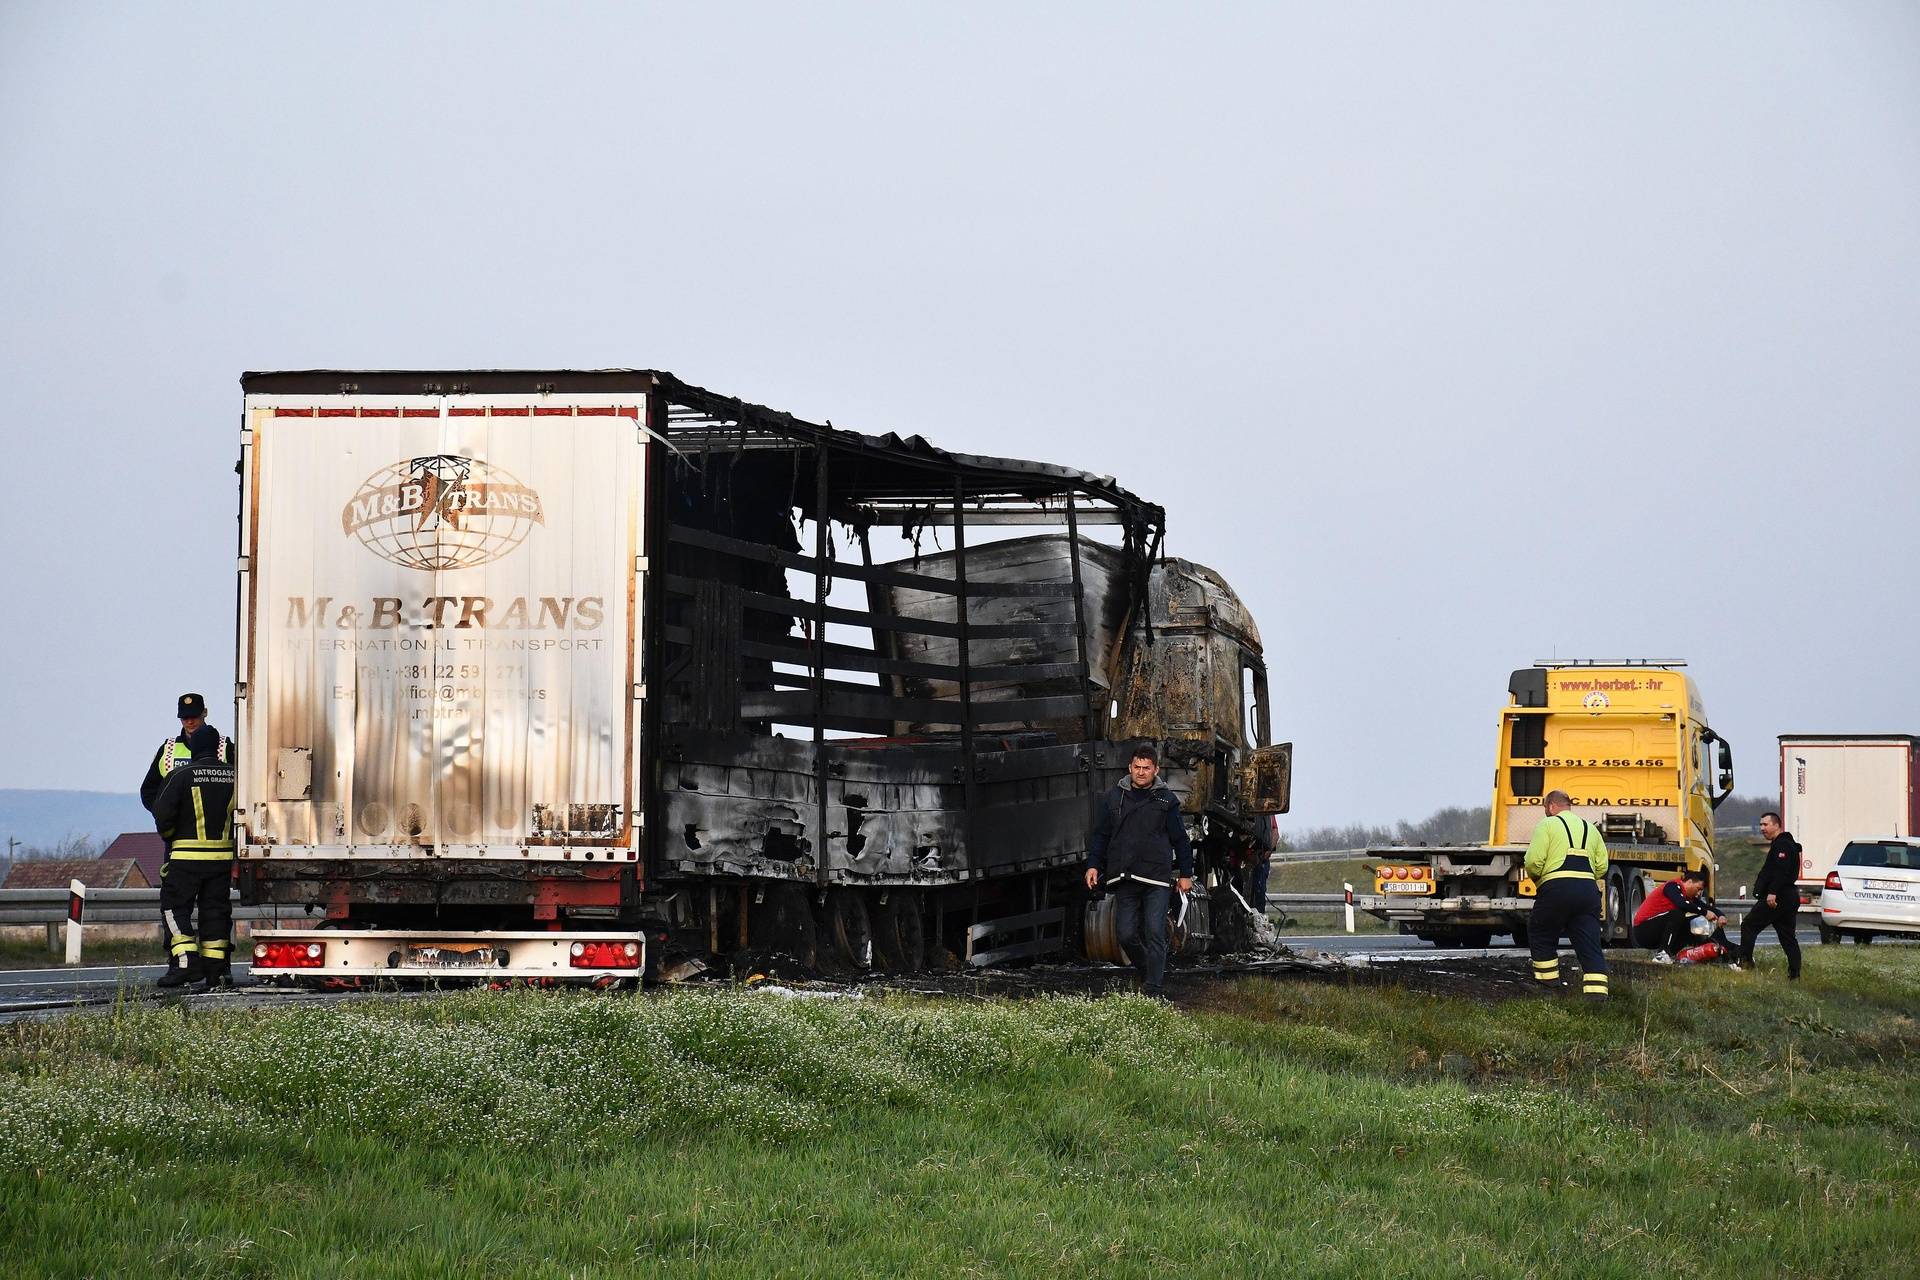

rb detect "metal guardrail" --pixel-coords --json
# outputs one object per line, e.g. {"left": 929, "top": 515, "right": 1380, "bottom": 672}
{"left": 1269, "top": 849, "right": 1372, "bottom": 864}
{"left": 0, "top": 887, "right": 276, "bottom": 927}
{"left": 0, "top": 887, "right": 1761, "bottom": 919}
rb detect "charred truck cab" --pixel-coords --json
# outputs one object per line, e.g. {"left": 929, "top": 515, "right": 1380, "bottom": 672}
{"left": 237, "top": 370, "right": 1289, "bottom": 982}
{"left": 1359, "top": 660, "right": 1732, "bottom": 948}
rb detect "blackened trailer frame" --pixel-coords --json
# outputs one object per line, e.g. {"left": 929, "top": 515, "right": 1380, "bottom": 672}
{"left": 650, "top": 373, "right": 1164, "bottom": 890}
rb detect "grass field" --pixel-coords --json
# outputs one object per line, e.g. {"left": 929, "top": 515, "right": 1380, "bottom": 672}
{"left": 4, "top": 951, "right": 1918, "bottom": 1278}
{"left": 0, "top": 937, "right": 165, "bottom": 970}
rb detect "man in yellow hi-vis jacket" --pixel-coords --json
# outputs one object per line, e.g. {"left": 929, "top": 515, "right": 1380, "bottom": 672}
{"left": 151, "top": 725, "right": 237, "bottom": 990}
{"left": 1523, "top": 789, "right": 1610, "bottom": 1002}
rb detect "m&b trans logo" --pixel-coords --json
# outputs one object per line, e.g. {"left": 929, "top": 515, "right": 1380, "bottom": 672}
{"left": 341, "top": 455, "right": 544, "bottom": 571}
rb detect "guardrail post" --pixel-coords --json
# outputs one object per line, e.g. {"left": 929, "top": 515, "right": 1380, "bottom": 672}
{"left": 64, "top": 879, "right": 86, "bottom": 965}
{"left": 1343, "top": 882, "right": 1355, "bottom": 934}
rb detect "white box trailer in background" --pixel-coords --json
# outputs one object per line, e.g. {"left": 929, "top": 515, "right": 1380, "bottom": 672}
{"left": 1779, "top": 735, "right": 1920, "bottom": 893}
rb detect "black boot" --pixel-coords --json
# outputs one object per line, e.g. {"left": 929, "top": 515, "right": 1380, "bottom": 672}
{"left": 154, "top": 956, "right": 201, "bottom": 989}
{"left": 191, "top": 960, "right": 233, "bottom": 993}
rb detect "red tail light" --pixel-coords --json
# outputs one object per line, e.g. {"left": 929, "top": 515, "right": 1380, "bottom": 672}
{"left": 253, "top": 940, "right": 325, "bottom": 968}
{"left": 568, "top": 940, "right": 642, "bottom": 970}
{"left": 1824, "top": 871, "right": 1842, "bottom": 891}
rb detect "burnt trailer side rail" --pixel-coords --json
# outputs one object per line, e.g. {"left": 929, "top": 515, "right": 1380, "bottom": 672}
{"left": 649, "top": 378, "right": 1165, "bottom": 894}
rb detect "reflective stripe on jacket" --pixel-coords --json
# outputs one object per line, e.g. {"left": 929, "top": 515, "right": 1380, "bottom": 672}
{"left": 154, "top": 759, "right": 237, "bottom": 860}
{"left": 1524, "top": 812, "right": 1610, "bottom": 885}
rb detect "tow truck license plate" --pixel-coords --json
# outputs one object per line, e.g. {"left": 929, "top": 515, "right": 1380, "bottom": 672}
{"left": 407, "top": 942, "right": 500, "bottom": 968}
{"left": 1380, "top": 881, "right": 1433, "bottom": 894}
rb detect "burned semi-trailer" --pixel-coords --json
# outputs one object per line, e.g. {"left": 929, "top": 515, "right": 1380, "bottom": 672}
{"left": 237, "top": 371, "right": 1289, "bottom": 982}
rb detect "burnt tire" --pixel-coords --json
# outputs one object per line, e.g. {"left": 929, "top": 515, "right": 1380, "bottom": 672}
{"left": 871, "top": 891, "right": 926, "bottom": 972}
{"left": 824, "top": 889, "right": 875, "bottom": 970}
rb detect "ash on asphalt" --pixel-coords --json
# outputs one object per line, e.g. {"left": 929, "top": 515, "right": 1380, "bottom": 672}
{"left": 844, "top": 947, "right": 1561, "bottom": 1004}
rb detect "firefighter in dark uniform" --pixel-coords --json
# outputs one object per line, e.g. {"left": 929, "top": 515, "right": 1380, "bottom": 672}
{"left": 151, "top": 725, "right": 238, "bottom": 989}
{"left": 140, "top": 692, "right": 232, "bottom": 815}
{"left": 1523, "top": 789, "right": 1611, "bottom": 1001}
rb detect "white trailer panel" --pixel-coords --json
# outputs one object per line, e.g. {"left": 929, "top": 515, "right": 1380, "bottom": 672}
{"left": 238, "top": 394, "right": 646, "bottom": 860}
{"left": 1779, "top": 736, "right": 1920, "bottom": 888}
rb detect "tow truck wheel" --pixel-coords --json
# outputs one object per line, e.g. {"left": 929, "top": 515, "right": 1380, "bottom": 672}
{"left": 871, "top": 891, "right": 925, "bottom": 972}
{"left": 1605, "top": 871, "right": 1630, "bottom": 942}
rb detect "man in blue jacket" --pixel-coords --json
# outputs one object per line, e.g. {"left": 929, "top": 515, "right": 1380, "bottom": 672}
{"left": 1086, "top": 743, "right": 1194, "bottom": 998}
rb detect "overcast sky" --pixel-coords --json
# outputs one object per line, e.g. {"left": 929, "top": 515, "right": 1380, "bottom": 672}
{"left": 2, "top": 2, "right": 1916, "bottom": 828}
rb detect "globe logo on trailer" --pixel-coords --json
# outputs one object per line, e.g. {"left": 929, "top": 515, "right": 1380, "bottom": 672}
{"left": 341, "top": 455, "right": 545, "bottom": 571}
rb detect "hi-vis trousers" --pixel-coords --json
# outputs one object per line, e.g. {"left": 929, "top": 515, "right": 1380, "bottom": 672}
{"left": 1529, "top": 878, "right": 1609, "bottom": 999}
{"left": 159, "top": 857, "right": 233, "bottom": 972}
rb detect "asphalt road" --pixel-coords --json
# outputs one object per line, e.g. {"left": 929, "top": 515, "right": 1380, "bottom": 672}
{"left": 0, "top": 920, "right": 1878, "bottom": 1019}
{"left": 1278, "top": 920, "right": 1821, "bottom": 955}
{"left": 0, "top": 962, "right": 253, "bottom": 1002}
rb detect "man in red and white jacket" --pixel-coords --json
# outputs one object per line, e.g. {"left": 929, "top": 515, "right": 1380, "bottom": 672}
{"left": 1632, "top": 868, "right": 1736, "bottom": 965}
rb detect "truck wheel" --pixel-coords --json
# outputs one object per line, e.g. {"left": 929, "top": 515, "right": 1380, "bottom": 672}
{"left": 1510, "top": 924, "right": 1530, "bottom": 948}
{"left": 1455, "top": 929, "right": 1493, "bottom": 949}
{"left": 1605, "top": 871, "right": 1629, "bottom": 942}
{"left": 823, "top": 890, "right": 874, "bottom": 970}
{"left": 871, "top": 891, "right": 925, "bottom": 972}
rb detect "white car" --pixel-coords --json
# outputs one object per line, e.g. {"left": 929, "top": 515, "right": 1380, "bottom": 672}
{"left": 1819, "top": 837, "right": 1920, "bottom": 944}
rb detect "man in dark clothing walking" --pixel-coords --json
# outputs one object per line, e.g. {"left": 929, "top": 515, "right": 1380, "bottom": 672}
{"left": 1087, "top": 743, "right": 1194, "bottom": 997}
{"left": 1739, "top": 811, "right": 1803, "bottom": 979}
{"left": 152, "top": 725, "right": 238, "bottom": 990}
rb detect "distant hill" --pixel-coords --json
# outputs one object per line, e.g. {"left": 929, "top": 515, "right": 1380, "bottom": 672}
{"left": 0, "top": 790, "right": 152, "bottom": 853}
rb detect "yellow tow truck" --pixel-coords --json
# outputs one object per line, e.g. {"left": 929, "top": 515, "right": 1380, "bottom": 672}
{"left": 1360, "top": 660, "right": 1734, "bottom": 947}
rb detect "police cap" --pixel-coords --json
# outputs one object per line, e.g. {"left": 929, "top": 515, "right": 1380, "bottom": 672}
{"left": 177, "top": 693, "right": 207, "bottom": 720}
